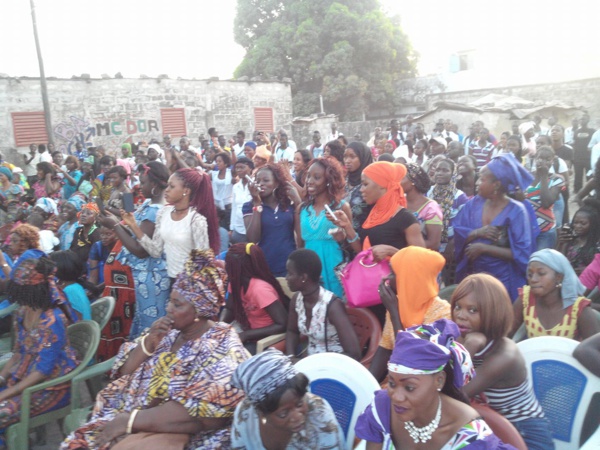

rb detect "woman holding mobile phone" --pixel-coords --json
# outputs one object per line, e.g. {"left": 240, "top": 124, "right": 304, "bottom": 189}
{"left": 291, "top": 157, "right": 350, "bottom": 298}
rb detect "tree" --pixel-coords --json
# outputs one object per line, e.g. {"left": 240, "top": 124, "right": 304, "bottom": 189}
{"left": 234, "top": 0, "right": 417, "bottom": 120}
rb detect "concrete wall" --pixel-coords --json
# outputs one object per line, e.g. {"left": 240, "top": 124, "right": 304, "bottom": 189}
{"left": 0, "top": 76, "right": 292, "bottom": 165}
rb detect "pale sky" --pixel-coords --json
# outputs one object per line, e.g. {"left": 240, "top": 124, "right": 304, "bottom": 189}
{"left": 1, "top": 0, "right": 599, "bottom": 87}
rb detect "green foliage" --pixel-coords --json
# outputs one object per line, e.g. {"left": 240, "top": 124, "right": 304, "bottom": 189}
{"left": 234, "top": 0, "right": 417, "bottom": 120}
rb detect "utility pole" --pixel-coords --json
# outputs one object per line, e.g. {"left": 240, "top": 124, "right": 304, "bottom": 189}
{"left": 30, "top": 0, "right": 54, "bottom": 146}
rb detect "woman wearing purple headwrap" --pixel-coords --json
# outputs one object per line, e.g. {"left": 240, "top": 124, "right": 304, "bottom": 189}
{"left": 454, "top": 153, "right": 535, "bottom": 301}
{"left": 355, "top": 319, "right": 516, "bottom": 449}
{"left": 63, "top": 250, "right": 249, "bottom": 450}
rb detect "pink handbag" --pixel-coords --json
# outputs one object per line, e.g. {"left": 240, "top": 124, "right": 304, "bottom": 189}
{"left": 340, "top": 249, "right": 391, "bottom": 308}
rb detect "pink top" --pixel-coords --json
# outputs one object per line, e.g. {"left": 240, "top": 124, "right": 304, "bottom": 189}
{"left": 242, "top": 278, "right": 279, "bottom": 329}
{"left": 580, "top": 253, "right": 600, "bottom": 292}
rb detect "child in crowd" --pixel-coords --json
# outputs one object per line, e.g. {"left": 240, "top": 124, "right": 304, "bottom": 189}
{"left": 88, "top": 225, "right": 118, "bottom": 287}
{"left": 50, "top": 250, "right": 92, "bottom": 321}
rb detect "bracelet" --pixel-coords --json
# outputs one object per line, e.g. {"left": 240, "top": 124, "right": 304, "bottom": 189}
{"left": 346, "top": 233, "right": 359, "bottom": 243}
{"left": 140, "top": 336, "right": 153, "bottom": 357}
{"left": 126, "top": 409, "right": 139, "bottom": 434}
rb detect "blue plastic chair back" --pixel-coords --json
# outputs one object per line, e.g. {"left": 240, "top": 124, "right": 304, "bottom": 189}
{"left": 310, "top": 378, "right": 356, "bottom": 439}
{"left": 531, "top": 360, "right": 587, "bottom": 443}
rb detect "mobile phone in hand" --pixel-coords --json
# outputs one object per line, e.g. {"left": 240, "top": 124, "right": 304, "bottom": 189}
{"left": 324, "top": 204, "right": 337, "bottom": 220}
{"left": 122, "top": 192, "right": 135, "bottom": 213}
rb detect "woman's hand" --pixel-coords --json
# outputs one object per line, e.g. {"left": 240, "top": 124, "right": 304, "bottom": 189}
{"left": 371, "top": 245, "right": 396, "bottom": 262}
{"left": 97, "top": 211, "right": 120, "bottom": 230}
{"left": 477, "top": 226, "right": 501, "bottom": 241}
{"left": 120, "top": 210, "right": 136, "bottom": 228}
{"left": 378, "top": 277, "right": 397, "bottom": 314}
{"left": 145, "top": 316, "right": 173, "bottom": 352}
{"left": 248, "top": 180, "right": 262, "bottom": 203}
{"left": 52, "top": 164, "right": 64, "bottom": 174}
{"left": 285, "top": 181, "right": 302, "bottom": 205}
{"left": 331, "top": 209, "right": 352, "bottom": 231}
{"left": 465, "top": 243, "right": 487, "bottom": 261}
{"left": 97, "top": 412, "right": 129, "bottom": 448}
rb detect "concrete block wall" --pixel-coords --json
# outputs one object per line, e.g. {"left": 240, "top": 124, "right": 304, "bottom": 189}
{"left": 0, "top": 77, "right": 292, "bottom": 166}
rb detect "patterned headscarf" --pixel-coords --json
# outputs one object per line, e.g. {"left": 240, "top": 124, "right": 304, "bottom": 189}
{"left": 362, "top": 162, "right": 407, "bottom": 229}
{"left": 404, "top": 162, "right": 431, "bottom": 194}
{"left": 172, "top": 249, "right": 227, "bottom": 318}
{"left": 529, "top": 249, "right": 585, "bottom": 308}
{"left": 11, "top": 258, "right": 66, "bottom": 306}
{"left": 389, "top": 319, "right": 475, "bottom": 389}
{"left": 231, "top": 348, "right": 298, "bottom": 404}
{"left": 35, "top": 197, "right": 59, "bottom": 216}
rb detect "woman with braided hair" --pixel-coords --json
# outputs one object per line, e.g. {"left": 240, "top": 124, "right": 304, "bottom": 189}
{"left": 122, "top": 167, "right": 220, "bottom": 281}
{"left": 0, "top": 257, "right": 78, "bottom": 447}
{"left": 220, "top": 243, "right": 288, "bottom": 354}
{"left": 100, "top": 161, "right": 171, "bottom": 338}
{"left": 402, "top": 162, "right": 443, "bottom": 251}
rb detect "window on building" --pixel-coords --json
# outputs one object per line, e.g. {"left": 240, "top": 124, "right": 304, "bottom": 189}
{"left": 160, "top": 108, "right": 187, "bottom": 137}
{"left": 254, "top": 107, "right": 274, "bottom": 133}
{"left": 450, "top": 51, "right": 475, "bottom": 73}
{"left": 11, "top": 112, "right": 49, "bottom": 147}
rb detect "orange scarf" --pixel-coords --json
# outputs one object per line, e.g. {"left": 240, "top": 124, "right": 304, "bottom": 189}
{"left": 361, "top": 162, "right": 407, "bottom": 229}
{"left": 391, "top": 246, "right": 445, "bottom": 329}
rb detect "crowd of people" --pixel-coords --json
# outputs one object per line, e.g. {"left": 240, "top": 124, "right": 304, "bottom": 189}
{"left": 0, "top": 114, "right": 598, "bottom": 449}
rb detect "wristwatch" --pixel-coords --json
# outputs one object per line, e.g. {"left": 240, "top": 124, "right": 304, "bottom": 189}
{"left": 253, "top": 205, "right": 263, "bottom": 213}
{"left": 1, "top": 264, "right": 8, "bottom": 268}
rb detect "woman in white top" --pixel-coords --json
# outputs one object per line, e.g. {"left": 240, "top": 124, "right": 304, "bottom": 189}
{"left": 211, "top": 152, "right": 234, "bottom": 232}
{"left": 122, "top": 168, "right": 220, "bottom": 280}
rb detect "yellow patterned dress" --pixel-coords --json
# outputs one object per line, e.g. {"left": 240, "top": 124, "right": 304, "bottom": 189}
{"left": 62, "top": 323, "right": 249, "bottom": 449}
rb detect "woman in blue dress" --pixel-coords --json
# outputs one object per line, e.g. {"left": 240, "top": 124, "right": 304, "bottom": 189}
{"left": 243, "top": 163, "right": 297, "bottom": 277}
{"left": 454, "top": 153, "right": 534, "bottom": 301}
{"left": 99, "top": 162, "right": 170, "bottom": 338}
{"left": 292, "top": 157, "right": 350, "bottom": 298}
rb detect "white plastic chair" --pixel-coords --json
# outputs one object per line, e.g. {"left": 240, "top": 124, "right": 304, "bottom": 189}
{"left": 517, "top": 336, "right": 600, "bottom": 450}
{"left": 295, "top": 352, "right": 380, "bottom": 450}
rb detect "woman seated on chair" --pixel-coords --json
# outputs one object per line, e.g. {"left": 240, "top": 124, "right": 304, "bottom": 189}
{"left": 62, "top": 250, "right": 249, "bottom": 450}
{"left": 355, "top": 319, "right": 516, "bottom": 449}
{"left": 285, "top": 249, "right": 360, "bottom": 360}
{"left": 220, "top": 243, "right": 289, "bottom": 354}
{"left": 512, "top": 249, "right": 599, "bottom": 341}
{"left": 369, "top": 246, "right": 451, "bottom": 382}
{"left": 231, "top": 348, "right": 345, "bottom": 449}
{"left": 451, "top": 274, "right": 554, "bottom": 450}
{"left": 0, "top": 257, "right": 78, "bottom": 447}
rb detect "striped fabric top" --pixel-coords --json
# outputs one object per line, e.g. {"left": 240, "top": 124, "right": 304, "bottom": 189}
{"left": 525, "top": 175, "right": 565, "bottom": 232}
{"left": 469, "top": 141, "right": 495, "bottom": 169}
{"left": 473, "top": 340, "right": 545, "bottom": 422}
{"left": 482, "top": 380, "right": 545, "bottom": 422}
{"left": 522, "top": 285, "right": 590, "bottom": 340}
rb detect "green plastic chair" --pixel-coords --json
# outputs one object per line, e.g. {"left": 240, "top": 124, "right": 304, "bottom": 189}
{"left": 91, "top": 296, "right": 115, "bottom": 331}
{"left": 5, "top": 320, "right": 100, "bottom": 450}
{"left": 438, "top": 284, "right": 457, "bottom": 302}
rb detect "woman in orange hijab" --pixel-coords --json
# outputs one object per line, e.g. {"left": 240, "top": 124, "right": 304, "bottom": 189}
{"left": 369, "top": 246, "right": 451, "bottom": 381}
{"left": 333, "top": 161, "right": 425, "bottom": 261}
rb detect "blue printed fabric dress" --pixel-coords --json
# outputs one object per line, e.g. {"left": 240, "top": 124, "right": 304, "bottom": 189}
{"left": 0, "top": 307, "right": 78, "bottom": 444}
{"left": 117, "top": 200, "right": 170, "bottom": 338}
{"left": 299, "top": 204, "right": 344, "bottom": 298}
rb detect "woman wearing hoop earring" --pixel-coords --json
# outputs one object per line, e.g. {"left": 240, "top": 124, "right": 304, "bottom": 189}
{"left": 99, "top": 162, "right": 172, "bottom": 337}
{"left": 243, "top": 163, "right": 297, "bottom": 277}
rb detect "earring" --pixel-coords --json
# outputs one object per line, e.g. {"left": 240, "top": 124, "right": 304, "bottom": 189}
{"left": 556, "top": 282, "right": 563, "bottom": 289}
{"left": 261, "top": 416, "right": 267, "bottom": 425}
{"left": 194, "top": 317, "right": 200, "bottom": 322}
{"left": 183, "top": 193, "right": 187, "bottom": 196}
{"left": 151, "top": 187, "right": 157, "bottom": 196}
{"left": 437, "top": 388, "right": 441, "bottom": 392}
{"left": 327, "top": 183, "right": 330, "bottom": 187}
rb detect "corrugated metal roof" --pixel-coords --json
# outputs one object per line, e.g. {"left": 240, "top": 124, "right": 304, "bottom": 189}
{"left": 11, "top": 112, "right": 48, "bottom": 147}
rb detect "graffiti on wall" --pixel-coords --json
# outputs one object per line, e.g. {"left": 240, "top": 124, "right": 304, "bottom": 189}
{"left": 53, "top": 116, "right": 160, "bottom": 154}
